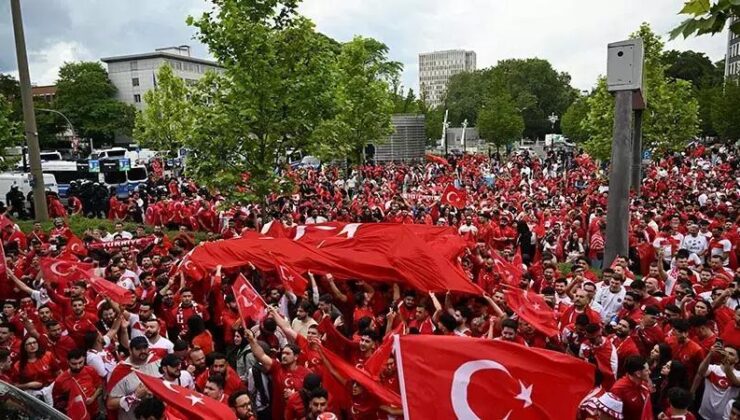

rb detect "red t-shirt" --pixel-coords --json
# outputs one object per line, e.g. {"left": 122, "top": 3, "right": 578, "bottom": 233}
{"left": 268, "top": 361, "right": 312, "bottom": 420}
{"left": 15, "top": 351, "right": 60, "bottom": 386}
{"left": 52, "top": 366, "right": 103, "bottom": 414}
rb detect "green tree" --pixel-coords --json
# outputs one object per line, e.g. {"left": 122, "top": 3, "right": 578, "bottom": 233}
{"left": 561, "top": 95, "right": 590, "bottom": 143}
{"left": 662, "top": 49, "right": 724, "bottom": 88}
{"left": 311, "top": 36, "right": 400, "bottom": 164}
{"left": 583, "top": 23, "right": 699, "bottom": 160}
{"left": 671, "top": 0, "right": 740, "bottom": 39}
{"left": 424, "top": 106, "right": 444, "bottom": 144}
{"left": 134, "top": 64, "right": 193, "bottom": 151}
{"left": 485, "top": 59, "right": 578, "bottom": 139}
{"left": 33, "top": 103, "right": 68, "bottom": 148}
{"left": 712, "top": 80, "right": 740, "bottom": 141}
{"left": 444, "top": 71, "right": 486, "bottom": 125}
{"left": 55, "top": 62, "right": 135, "bottom": 144}
{"left": 477, "top": 92, "right": 524, "bottom": 151}
{"left": 185, "top": 0, "right": 339, "bottom": 201}
{"left": 0, "top": 94, "right": 23, "bottom": 169}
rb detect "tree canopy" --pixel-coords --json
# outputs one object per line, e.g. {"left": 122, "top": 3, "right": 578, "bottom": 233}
{"left": 184, "top": 0, "right": 400, "bottom": 201}
{"left": 561, "top": 95, "right": 590, "bottom": 143}
{"left": 476, "top": 92, "right": 525, "bottom": 150}
{"left": 134, "top": 64, "right": 193, "bottom": 152}
{"left": 55, "top": 62, "right": 135, "bottom": 143}
{"left": 442, "top": 58, "right": 577, "bottom": 139}
{"left": 671, "top": 0, "right": 740, "bottom": 39}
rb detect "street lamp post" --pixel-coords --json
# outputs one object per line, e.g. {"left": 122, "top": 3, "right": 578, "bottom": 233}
{"left": 10, "top": 0, "right": 48, "bottom": 221}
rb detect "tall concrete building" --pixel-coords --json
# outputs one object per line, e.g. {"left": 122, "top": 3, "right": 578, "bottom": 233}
{"left": 418, "top": 49, "right": 476, "bottom": 108}
{"left": 727, "top": 19, "right": 740, "bottom": 79}
{"left": 101, "top": 45, "right": 222, "bottom": 111}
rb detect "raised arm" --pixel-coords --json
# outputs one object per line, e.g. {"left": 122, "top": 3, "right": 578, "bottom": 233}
{"left": 268, "top": 306, "right": 298, "bottom": 342}
{"left": 8, "top": 271, "right": 34, "bottom": 295}
{"left": 691, "top": 345, "right": 719, "bottom": 394}
{"left": 244, "top": 328, "right": 274, "bottom": 370}
{"left": 326, "top": 274, "right": 348, "bottom": 303}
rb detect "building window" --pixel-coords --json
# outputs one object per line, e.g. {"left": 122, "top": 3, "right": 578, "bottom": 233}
{"left": 130, "top": 61, "right": 138, "bottom": 71}
{"left": 134, "top": 94, "right": 141, "bottom": 103}
{"left": 132, "top": 77, "right": 139, "bottom": 87}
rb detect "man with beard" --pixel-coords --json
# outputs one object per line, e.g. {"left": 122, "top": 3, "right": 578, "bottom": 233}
{"left": 52, "top": 349, "right": 103, "bottom": 417}
{"left": 160, "top": 354, "right": 194, "bottom": 390}
{"left": 290, "top": 301, "right": 317, "bottom": 338}
{"left": 611, "top": 318, "right": 641, "bottom": 376}
{"left": 187, "top": 348, "right": 208, "bottom": 378}
{"left": 63, "top": 297, "right": 98, "bottom": 348}
{"left": 128, "top": 302, "right": 167, "bottom": 339}
{"left": 143, "top": 318, "right": 173, "bottom": 358}
{"left": 228, "top": 389, "right": 256, "bottom": 420}
{"left": 245, "top": 329, "right": 311, "bottom": 420}
{"left": 617, "top": 292, "right": 644, "bottom": 323}
{"left": 171, "top": 287, "right": 208, "bottom": 338}
{"left": 195, "top": 352, "right": 244, "bottom": 395}
{"left": 106, "top": 336, "right": 161, "bottom": 420}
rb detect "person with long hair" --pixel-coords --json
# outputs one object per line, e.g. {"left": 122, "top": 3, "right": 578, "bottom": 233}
{"left": 652, "top": 359, "right": 690, "bottom": 415}
{"left": 648, "top": 343, "right": 673, "bottom": 383}
{"left": 14, "top": 335, "right": 61, "bottom": 403}
{"left": 187, "top": 314, "right": 214, "bottom": 355}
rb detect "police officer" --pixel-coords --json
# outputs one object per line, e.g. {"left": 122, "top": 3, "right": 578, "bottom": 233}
{"left": 6, "top": 185, "right": 26, "bottom": 219}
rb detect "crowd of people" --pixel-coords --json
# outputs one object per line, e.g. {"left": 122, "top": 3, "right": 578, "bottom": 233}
{"left": 0, "top": 143, "right": 738, "bottom": 420}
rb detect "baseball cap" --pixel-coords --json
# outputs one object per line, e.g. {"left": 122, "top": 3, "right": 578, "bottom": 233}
{"left": 130, "top": 336, "right": 149, "bottom": 349}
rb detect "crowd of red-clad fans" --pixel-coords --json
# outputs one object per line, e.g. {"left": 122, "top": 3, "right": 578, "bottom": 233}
{"left": 0, "top": 143, "right": 738, "bottom": 420}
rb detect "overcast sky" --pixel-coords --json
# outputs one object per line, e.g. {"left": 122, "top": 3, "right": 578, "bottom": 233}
{"left": 0, "top": 0, "right": 729, "bottom": 93}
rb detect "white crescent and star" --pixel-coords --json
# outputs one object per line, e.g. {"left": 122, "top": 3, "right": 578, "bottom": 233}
{"left": 50, "top": 261, "right": 72, "bottom": 277}
{"left": 163, "top": 380, "right": 179, "bottom": 393}
{"left": 186, "top": 394, "right": 204, "bottom": 406}
{"left": 446, "top": 191, "right": 460, "bottom": 204}
{"left": 451, "top": 359, "right": 534, "bottom": 420}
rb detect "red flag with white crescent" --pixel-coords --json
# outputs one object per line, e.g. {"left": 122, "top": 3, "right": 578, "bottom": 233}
{"left": 273, "top": 257, "right": 308, "bottom": 295}
{"left": 440, "top": 184, "right": 467, "bottom": 209}
{"left": 135, "top": 372, "right": 236, "bottom": 420}
{"left": 504, "top": 287, "right": 559, "bottom": 337}
{"left": 394, "top": 335, "right": 594, "bottom": 420}
{"left": 39, "top": 257, "right": 94, "bottom": 287}
{"left": 231, "top": 274, "right": 267, "bottom": 322}
{"left": 67, "top": 377, "right": 91, "bottom": 420}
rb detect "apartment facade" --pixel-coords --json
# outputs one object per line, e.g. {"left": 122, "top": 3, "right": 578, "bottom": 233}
{"left": 101, "top": 45, "right": 223, "bottom": 111}
{"left": 419, "top": 49, "right": 476, "bottom": 108}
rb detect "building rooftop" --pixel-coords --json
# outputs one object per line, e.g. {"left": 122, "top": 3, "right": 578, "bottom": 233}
{"left": 101, "top": 51, "right": 222, "bottom": 68}
{"left": 419, "top": 49, "right": 475, "bottom": 56}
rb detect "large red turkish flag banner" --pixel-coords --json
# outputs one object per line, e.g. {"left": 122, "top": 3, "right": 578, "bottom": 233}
{"left": 394, "top": 335, "right": 594, "bottom": 420}
{"left": 274, "top": 257, "right": 308, "bottom": 295}
{"left": 189, "top": 223, "right": 482, "bottom": 295}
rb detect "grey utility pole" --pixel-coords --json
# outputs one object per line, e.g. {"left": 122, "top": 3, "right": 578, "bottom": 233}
{"left": 10, "top": 0, "right": 48, "bottom": 221}
{"left": 630, "top": 110, "right": 643, "bottom": 193}
{"left": 603, "top": 39, "right": 645, "bottom": 267}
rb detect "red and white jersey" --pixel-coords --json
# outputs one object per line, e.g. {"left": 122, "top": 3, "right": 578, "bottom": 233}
{"left": 698, "top": 364, "right": 740, "bottom": 420}
{"left": 147, "top": 335, "right": 174, "bottom": 358}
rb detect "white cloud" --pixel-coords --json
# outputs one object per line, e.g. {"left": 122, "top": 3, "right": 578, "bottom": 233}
{"left": 16, "top": 40, "right": 95, "bottom": 85}
{"left": 300, "top": 0, "right": 728, "bottom": 92}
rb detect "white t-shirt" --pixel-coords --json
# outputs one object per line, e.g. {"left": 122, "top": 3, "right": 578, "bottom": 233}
{"left": 681, "top": 234, "right": 708, "bottom": 262}
{"left": 594, "top": 286, "right": 626, "bottom": 323}
{"left": 148, "top": 335, "right": 174, "bottom": 355}
{"left": 305, "top": 216, "right": 327, "bottom": 224}
{"left": 164, "top": 370, "right": 195, "bottom": 390}
{"left": 108, "top": 358, "right": 162, "bottom": 420}
{"left": 699, "top": 364, "right": 740, "bottom": 420}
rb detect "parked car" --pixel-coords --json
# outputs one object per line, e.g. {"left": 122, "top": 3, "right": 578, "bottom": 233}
{"left": 0, "top": 379, "right": 70, "bottom": 420}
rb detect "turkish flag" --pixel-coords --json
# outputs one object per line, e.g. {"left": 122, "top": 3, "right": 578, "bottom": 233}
{"left": 135, "top": 372, "right": 236, "bottom": 420}
{"left": 492, "top": 252, "right": 523, "bottom": 286}
{"left": 394, "top": 335, "right": 594, "bottom": 420}
{"left": 440, "top": 184, "right": 467, "bottom": 209}
{"left": 274, "top": 257, "right": 308, "bottom": 295}
{"left": 504, "top": 287, "right": 559, "bottom": 337}
{"left": 84, "top": 273, "right": 135, "bottom": 306}
{"left": 67, "top": 234, "right": 88, "bottom": 257}
{"left": 39, "top": 257, "right": 94, "bottom": 287}
{"left": 180, "top": 256, "right": 206, "bottom": 282}
{"left": 0, "top": 215, "right": 12, "bottom": 232}
{"left": 321, "top": 346, "right": 402, "bottom": 407}
{"left": 364, "top": 321, "right": 405, "bottom": 379}
{"left": 231, "top": 274, "right": 267, "bottom": 322}
{"left": 189, "top": 224, "right": 482, "bottom": 295}
{"left": 67, "top": 378, "right": 90, "bottom": 420}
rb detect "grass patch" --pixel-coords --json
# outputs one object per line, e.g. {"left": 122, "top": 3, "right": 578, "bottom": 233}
{"left": 13, "top": 215, "right": 209, "bottom": 242}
